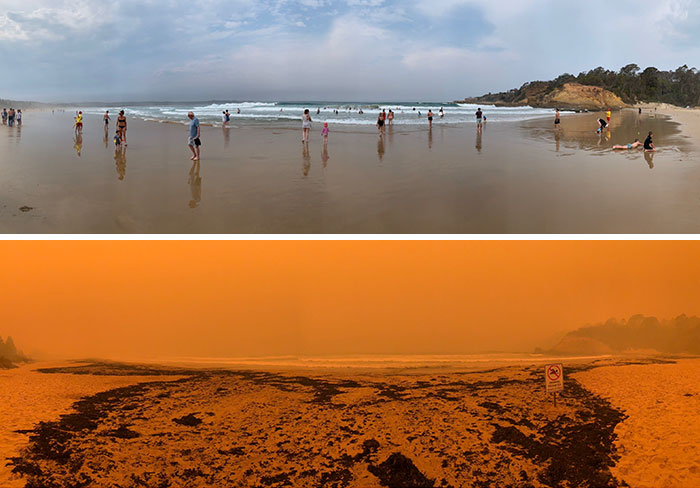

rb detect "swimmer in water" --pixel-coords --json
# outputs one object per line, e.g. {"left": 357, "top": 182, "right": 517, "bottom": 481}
{"left": 613, "top": 139, "right": 642, "bottom": 150}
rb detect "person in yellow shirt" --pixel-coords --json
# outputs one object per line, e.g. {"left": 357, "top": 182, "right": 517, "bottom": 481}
{"left": 606, "top": 108, "right": 611, "bottom": 123}
{"left": 74, "top": 111, "right": 83, "bottom": 135}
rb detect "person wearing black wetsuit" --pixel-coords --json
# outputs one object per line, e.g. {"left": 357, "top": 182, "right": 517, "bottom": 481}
{"left": 644, "top": 131, "right": 656, "bottom": 152}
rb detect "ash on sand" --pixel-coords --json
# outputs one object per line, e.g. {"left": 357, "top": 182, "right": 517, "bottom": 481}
{"left": 8, "top": 360, "right": 648, "bottom": 488}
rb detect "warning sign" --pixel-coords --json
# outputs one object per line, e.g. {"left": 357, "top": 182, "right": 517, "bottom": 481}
{"left": 545, "top": 363, "right": 564, "bottom": 393}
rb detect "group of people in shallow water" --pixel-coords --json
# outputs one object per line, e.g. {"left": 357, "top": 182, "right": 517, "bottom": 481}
{"left": 554, "top": 107, "right": 658, "bottom": 153}
{"left": 2, "top": 108, "right": 22, "bottom": 127}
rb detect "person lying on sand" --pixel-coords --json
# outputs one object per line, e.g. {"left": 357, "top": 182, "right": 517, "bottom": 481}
{"left": 644, "top": 131, "right": 657, "bottom": 152}
{"left": 613, "top": 139, "right": 642, "bottom": 150}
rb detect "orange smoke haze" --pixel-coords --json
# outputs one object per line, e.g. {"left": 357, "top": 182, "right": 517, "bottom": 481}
{"left": 2, "top": 241, "right": 699, "bottom": 359}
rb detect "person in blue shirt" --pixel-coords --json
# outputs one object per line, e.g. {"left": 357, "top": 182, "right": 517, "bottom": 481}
{"left": 187, "top": 111, "right": 201, "bottom": 161}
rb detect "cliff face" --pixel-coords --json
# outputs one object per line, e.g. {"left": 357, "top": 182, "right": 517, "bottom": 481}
{"left": 461, "top": 82, "right": 628, "bottom": 110}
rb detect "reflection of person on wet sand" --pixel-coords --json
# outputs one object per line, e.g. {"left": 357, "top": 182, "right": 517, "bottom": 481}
{"left": 644, "top": 150, "right": 655, "bottom": 169}
{"left": 554, "top": 129, "right": 560, "bottom": 152}
{"left": 475, "top": 130, "right": 482, "bottom": 153}
{"left": 377, "top": 137, "right": 385, "bottom": 161}
{"left": 188, "top": 159, "right": 202, "bottom": 208}
{"left": 114, "top": 146, "right": 126, "bottom": 180}
{"left": 302, "top": 143, "right": 311, "bottom": 177}
{"left": 103, "top": 125, "right": 109, "bottom": 148}
{"left": 428, "top": 127, "right": 433, "bottom": 149}
{"left": 73, "top": 133, "right": 83, "bottom": 157}
{"left": 321, "top": 144, "right": 329, "bottom": 169}
{"left": 613, "top": 139, "right": 642, "bottom": 150}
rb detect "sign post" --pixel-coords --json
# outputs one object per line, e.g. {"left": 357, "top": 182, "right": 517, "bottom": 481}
{"left": 545, "top": 363, "right": 564, "bottom": 406}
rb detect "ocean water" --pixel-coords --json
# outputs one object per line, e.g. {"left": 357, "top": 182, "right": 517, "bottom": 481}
{"left": 143, "top": 353, "right": 611, "bottom": 370}
{"left": 80, "top": 101, "right": 555, "bottom": 127}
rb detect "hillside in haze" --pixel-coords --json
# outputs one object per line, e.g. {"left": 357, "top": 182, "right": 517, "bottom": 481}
{"left": 0, "top": 336, "right": 28, "bottom": 368}
{"left": 545, "top": 314, "right": 700, "bottom": 356}
{"left": 463, "top": 64, "right": 700, "bottom": 109}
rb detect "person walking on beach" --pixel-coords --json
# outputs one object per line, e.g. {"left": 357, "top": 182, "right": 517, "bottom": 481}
{"left": 74, "top": 111, "right": 83, "bottom": 135}
{"left": 388, "top": 110, "right": 394, "bottom": 125}
{"left": 117, "top": 110, "right": 127, "bottom": 146}
{"left": 476, "top": 108, "right": 483, "bottom": 130}
{"left": 644, "top": 131, "right": 656, "bottom": 152}
{"left": 104, "top": 111, "right": 111, "bottom": 127}
{"left": 376, "top": 110, "right": 386, "bottom": 136}
{"left": 427, "top": 109, "right": 434, "bottom": 128}
{"left": 321, "top": 122, "right": 330, "bottom": 147}
{"left": 302, "top": 109, "right": 312, "bottom": 143}
{"left": 554, "top": 109, "right": 561, "bottom": 129}
{"left": 187, "top": 112, "right": 201, "bottom": 161}
{"left": 16, "top": 109, "right": 22, "bottom": 126}
{"left": 439, "top": 107, "right": 445, "bottom": 119}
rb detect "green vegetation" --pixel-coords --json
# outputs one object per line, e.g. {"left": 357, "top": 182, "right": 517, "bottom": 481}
{"left": 474, "top": 65, "right": 700, "bottom": 108}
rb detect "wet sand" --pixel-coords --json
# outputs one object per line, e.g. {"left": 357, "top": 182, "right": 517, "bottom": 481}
{"left": 0, "top": 361, "right": 184, "bottom": 488}
{"left": 0, "top": 109, "right": 697, "bottom": 233}
{"left": 5, "top": 358, "right": 679, "bottom": 488}
{"left": 576, "top": 359, "right": 700, "bottom": 488}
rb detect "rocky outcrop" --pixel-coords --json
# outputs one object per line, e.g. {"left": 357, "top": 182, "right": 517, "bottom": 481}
{"left": 460, "top": 83, "right": 628, "bottom": 110}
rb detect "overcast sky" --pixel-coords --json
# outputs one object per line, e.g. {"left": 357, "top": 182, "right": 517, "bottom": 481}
{"left": 2, "top": 0, "right": 700, "bottom": 101}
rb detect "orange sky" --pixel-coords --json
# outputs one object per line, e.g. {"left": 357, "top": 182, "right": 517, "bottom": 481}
{"left": 2, "top": 241, "right": 699, "bottom": 359}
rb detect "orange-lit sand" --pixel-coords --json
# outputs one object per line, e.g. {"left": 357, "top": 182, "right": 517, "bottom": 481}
{"left": 576, "top": 358, "right": 700, "bottom": 488}
{"left": 0, "top": 362, "right": 183, "bottom": 488}
{"left": 10, "top": 360, "right": 627, "bottom": 488}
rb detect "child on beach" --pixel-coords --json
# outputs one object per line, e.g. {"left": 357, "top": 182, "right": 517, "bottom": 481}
{"left": 74, "top": 112, "right": 83, "bottom": 134}
{"left": 322, "top": 122, "right": 329, "bottom": 145}
{"left": 613, "top": 139, "right": 642, "bottom": 150}
{"left": 302, "top": 109, "right": 312, "bottom": 143}
{"left": 606, "top": 108, "right": 612, "bottom": 123}
{"left": 114, "top": 130, "right": 122, "bottom": 148}
{"left": 16, "top": 109, "right": 21, "bottom": 126}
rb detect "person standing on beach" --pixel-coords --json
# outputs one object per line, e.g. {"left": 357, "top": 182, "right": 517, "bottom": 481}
{"left": 476, "top": 108, "right": 483, "bottom": 130}
{"left": 606, "top": 108, "right": 612, "bottom": 124}
{"left": 427, "top": 109, "right": 434, "bottom": 128}
{"left": 1, "top": 108, "right": 6, "bottom": 125}
{"left": 117, "top": 110, "right": 127, "bottom": 146}
{"left": 322, "top": 122, "right": 329, "bottom": 146}
{"left": 439, "top": 107, "right": 445, "bottom": 119}
{"left": 7, "top": 108, "right": 15, "bottom": 127}
{"left": 16, "top": 109, "right": 22, "bottom": 126}
{"left": 376, "top": 110, "right": 386, "bottom": 136}
{"left": 302, "top": 109, "right": 312, "bottom": 143}
{"left": 222, "top": 111, "right": 228, "bottom": 128}
{"left": 74, "top": 111, "right": 83, "bottom": 135}
{"left": 104, "top": 111, "right": 111, "bottom": 127}
{"left": 388, "top": 110, "right": 394, "bottom": 125}
{"left": 554, "top": 109, "right": 561, "bottom": 129}
{"left": 187, "top": 112, "right": 201, "bottom": 161}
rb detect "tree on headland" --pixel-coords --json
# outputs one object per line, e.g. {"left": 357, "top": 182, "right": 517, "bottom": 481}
{"left": 0, "top": 336, "right": 28, "bottom": 367}
{"left": 469, "top": 64, "right": 700, "bottom": 108}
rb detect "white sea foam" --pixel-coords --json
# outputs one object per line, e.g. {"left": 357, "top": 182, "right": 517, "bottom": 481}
{"left": 81, "top": 101, "right": 557, "bottom": 127}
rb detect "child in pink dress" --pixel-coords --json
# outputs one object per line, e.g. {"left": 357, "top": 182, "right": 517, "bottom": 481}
{"left": 322, "top": 122, "right": 329, "bottom": 144}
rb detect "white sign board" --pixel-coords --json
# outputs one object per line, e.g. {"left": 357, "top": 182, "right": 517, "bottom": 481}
{"left": 545, "top": 363, "right": 564, "bottom": 393}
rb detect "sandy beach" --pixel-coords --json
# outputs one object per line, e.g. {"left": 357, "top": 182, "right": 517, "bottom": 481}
{"left": 0, "top": 108, "right": 697, "bottom": 233}
{"left": 5, "top": 357, "right": 696, "bottom": 487}
{"left": 0, "top": 362, "right": 184, "bottom": 488}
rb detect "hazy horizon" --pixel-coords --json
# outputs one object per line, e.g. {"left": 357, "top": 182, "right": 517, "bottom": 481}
{"left": 3, "top": 241, "right": 700, "bottom": 360}
{"left": 3, "top": 0, "right": 700, "bottom": 102}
